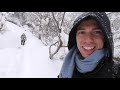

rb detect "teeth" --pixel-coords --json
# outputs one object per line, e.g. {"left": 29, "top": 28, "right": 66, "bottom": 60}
{"left": 83, "top": 47, "right": 94, "bottom": 50}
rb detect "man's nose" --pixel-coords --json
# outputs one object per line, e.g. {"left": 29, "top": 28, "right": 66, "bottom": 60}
{"left": 84, "top": 33, "right": 94, "bottom": 43}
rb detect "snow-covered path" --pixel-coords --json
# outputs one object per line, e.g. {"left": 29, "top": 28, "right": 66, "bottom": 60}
{"left": 0, "top": 21, "right": 63, "bottom": 78}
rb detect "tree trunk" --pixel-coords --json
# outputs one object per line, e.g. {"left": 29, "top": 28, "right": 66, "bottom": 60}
{"left": 49, "top": 12, "right": 66, "bottom": 59}
{"left": 49, "top": 38, "right": 63, "bottom": 59}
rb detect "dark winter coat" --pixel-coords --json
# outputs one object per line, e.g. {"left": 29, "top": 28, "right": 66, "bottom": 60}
{"left": 72, "top": 57, "right": 120, "bottom": 78}
{"left": 21, "top": 33, "right": 27, "bottom": 41}
{"left": 67, "top": 12, "right": 120, "bottom": 78}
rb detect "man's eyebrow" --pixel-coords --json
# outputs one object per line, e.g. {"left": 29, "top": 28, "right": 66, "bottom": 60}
{"left": 93, "top": 28, "right": 102, "bottom": 30}
{"left": 77, "top": 28, "right": 85, "bottom": 30}
{"left": 77, "top": 27, "right": 85, "bottom": 30}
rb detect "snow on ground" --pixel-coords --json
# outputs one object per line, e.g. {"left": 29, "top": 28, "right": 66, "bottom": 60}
{"left": 0, "top": 21, "right": 63, "bottom": 78}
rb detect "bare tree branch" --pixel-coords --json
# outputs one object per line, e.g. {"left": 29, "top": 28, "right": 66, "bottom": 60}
{"left": 52, "top": 12, "right": 60, "bottom": 29}
{"left": 60, "top": 12, "right": 65, "bottom": 27}
{"left": 49, "top": 39, "right": 63, "bottom": 59}
{"left": 52, "top": 12, "right": 61, "bottom": 34}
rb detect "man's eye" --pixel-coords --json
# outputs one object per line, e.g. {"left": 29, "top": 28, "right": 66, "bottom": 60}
{"left": 94, "top": 31, "right": 102, "bottom": 35}
{"left": 78, "top": 31, "right": 85, "bottom": 34}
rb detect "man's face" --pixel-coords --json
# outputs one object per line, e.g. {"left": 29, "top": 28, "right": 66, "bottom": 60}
{"left": 76, "top": 19, "right": 104, "bottom": 58}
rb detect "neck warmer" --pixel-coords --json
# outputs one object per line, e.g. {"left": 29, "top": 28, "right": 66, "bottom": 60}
{"left": 59, "top": 46, "right": 106, "bottom": 78}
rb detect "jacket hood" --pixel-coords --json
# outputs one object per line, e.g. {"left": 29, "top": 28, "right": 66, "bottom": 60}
{"left": 68, "top": 12, "right": 113, "bottom": 60}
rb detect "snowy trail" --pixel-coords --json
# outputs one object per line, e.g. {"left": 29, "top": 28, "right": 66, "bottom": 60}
{"left": 14, "top": 47, "right": 25, "bottom": 77}
{"left": 0, "top": 31, "right": 53, "bottom": 78}
{"left": 0, "top": 47, "right": 24, "bottom": 78}
{"left": 0, "top": 21, "right": 63, "bottom": 78}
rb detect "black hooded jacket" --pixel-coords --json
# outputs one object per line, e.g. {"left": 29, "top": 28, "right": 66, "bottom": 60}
{"left": 67, "top": 12, "right": 120, "bottom": 78}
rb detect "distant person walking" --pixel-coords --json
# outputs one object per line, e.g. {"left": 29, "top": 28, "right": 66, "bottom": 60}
{"left": 21, "top": 33, "right": 27, "bottom": 46}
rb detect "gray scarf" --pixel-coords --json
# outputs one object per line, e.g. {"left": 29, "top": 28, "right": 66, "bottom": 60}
{"left": 59, "top": 46, "right": 106, "bottom": 78}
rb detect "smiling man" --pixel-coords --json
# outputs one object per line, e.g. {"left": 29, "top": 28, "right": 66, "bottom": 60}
{"left": 76, "top": 19, "right": 104, "bottom": 58}
{"left": 58, "top": 12, "right": 120, "bottom": 78}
